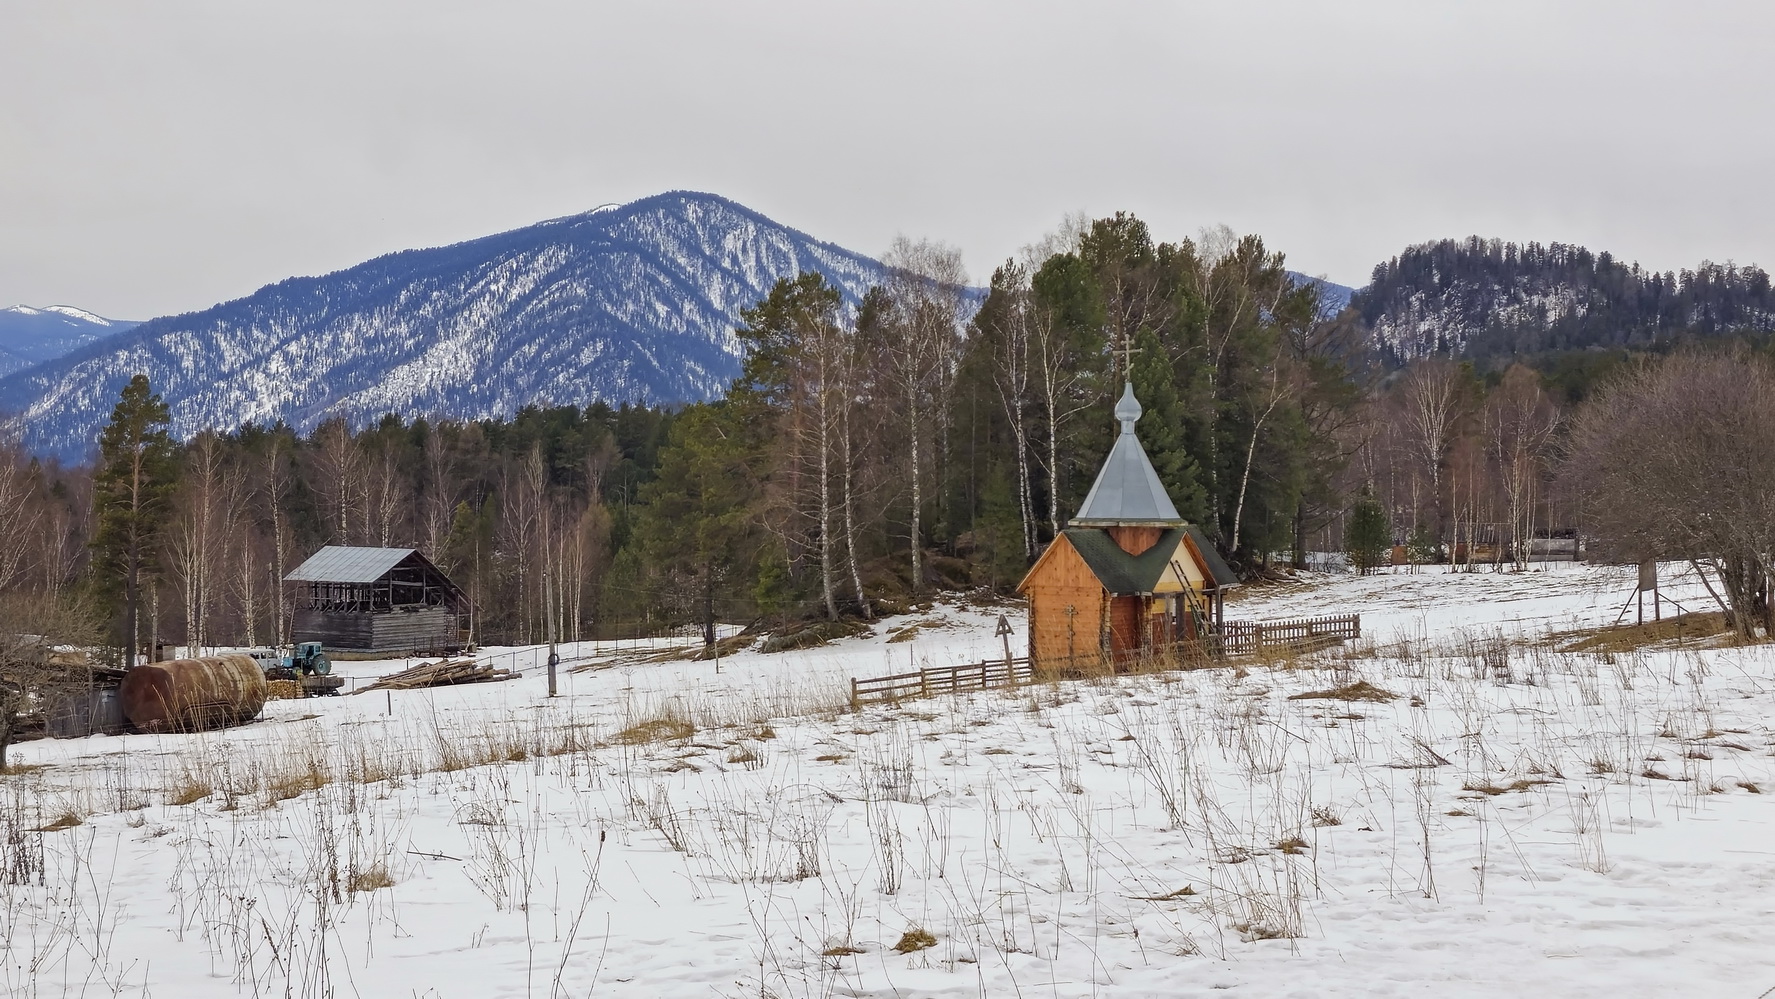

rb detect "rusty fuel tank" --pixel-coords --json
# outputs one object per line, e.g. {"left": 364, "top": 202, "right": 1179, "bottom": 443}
{"left": 119, "top": 654, "right": 270, "bottom": 733}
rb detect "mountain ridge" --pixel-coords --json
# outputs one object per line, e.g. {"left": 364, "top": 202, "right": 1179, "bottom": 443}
{"left": 0, "top": 191, "right": 891, "bottom": 460}
{"left": 1355, "top": 236, "right": 1775, "bottom": 362}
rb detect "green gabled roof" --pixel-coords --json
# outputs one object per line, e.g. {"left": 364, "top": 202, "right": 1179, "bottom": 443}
{"left": 1061, "top": 527, "right": 1240, "bottom": 595}
{"left": 1063, "top": 528, "right": 1183, "bottom": 595}
{"left": 1185, "top": 526, "right": 1240, "bottom": 589}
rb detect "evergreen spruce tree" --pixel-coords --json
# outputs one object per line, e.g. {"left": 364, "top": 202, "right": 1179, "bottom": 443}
{"left": 90, "top": 374, "right": 178, "bottom": 664}
{"left": 1130, "top": 328, "right": 1209, "bottom": 524}
{"left": 1344, "top": 489, "right": 1391, "bottom": 576}
{"left": 633, "top": 403, "right": 766, "bottom": 645}
{"left": 974, "top": 465, "right": 1031, "bottom": 589}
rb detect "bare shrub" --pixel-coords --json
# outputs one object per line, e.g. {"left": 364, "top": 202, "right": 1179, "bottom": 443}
{"left": 1563, "top": 349, "right": 1775, "bottom": 639}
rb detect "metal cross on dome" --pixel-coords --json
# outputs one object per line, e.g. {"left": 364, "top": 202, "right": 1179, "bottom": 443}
{"left": 1116, "top": 327, "right": 1142, "bottom": 381}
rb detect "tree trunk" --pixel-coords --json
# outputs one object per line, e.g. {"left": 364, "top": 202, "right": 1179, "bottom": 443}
{"left": 840, "top": 378, "right": 872, "bottom": 620}
{"left": 1046, "top": 400, "right": 1062, "bottom": 537}
{"left": 127, "top": 536, "right": 139, "bottom": 668}
{"left": 703, "top": 566, "right": 716, "bottom": 648}
{"left": 908, "top": 393, "right": 922, "bottom": 594}
{"left": 1230, "top": 368, "right": 1284, "bottom": 553}
{"left": 818, "top": 349, "right": 839, "bottom": 621}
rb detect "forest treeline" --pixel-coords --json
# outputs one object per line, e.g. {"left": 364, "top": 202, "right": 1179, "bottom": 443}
{"left": 5, "top": 215, "right": 1775, "bottom": 654}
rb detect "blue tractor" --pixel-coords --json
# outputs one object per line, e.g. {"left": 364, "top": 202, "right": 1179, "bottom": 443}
{"left": 257, "top": 642, "right": 344, "bottom": 696}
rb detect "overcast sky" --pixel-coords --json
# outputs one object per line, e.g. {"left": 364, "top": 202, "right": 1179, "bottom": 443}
{"left": 4, "top": 1, "right": 1772, "bottom": 320}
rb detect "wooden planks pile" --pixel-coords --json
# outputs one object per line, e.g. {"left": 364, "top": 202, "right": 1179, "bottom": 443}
{"left": 355, "top": 658, "right": 518, "bottom": 692}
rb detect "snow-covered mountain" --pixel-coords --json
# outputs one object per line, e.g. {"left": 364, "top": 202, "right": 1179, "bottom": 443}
{"left": 0, "top": 192, "right": 889, "bottom": 461}
{"left": 0, "top": 305, "right": 138, "bottom": 378}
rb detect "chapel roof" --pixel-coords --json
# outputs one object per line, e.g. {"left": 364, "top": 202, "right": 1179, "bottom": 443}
{"left": 1062, "top": 526, "right": 1239, "bottom": 594}
{"left": 1070, "top": 382, "right": 1184, "bottom": 527}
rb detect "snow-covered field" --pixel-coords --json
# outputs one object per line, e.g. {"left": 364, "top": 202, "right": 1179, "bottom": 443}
{"left": 5, "top": 562, "right": 1774, "bottom": 998}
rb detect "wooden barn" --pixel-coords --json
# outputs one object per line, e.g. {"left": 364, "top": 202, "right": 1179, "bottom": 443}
{"left": 1017, "top": 383, "right": 1239, "bottom": 668}
{"left": 284, "top": 546, "right": 470, "bottom": 654}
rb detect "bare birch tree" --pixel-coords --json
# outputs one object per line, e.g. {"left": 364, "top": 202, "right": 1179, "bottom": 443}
{"left": 881, "top": 237, "right": 967, "bottom": 593}
{"left": 1485, "top": 365, "right": 1560, "bottom": 570}
{"left": 0, "top": 443, "right": 39, "bottom": 592}
{"left": 982, "top": 262, "right": 1039, "bottom": 558}
{"left": 170, "top": 432, "right": 226, "bottom": 654}
{"left": 310, "top": 417, "right": 364, "bottom": 544}
{"left": 1396, "top": 359, "right": 1469, "bottom": 544}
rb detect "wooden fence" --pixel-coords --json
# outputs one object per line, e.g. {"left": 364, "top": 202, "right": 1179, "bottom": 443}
{"left": 849, "top": 613, "right": 1361, "bottom": 708}
{"left": 851, "top": 657, "right": 1035, "bottom": 707}
{"left": 1219, "top": 613, "right": 1360, "bottom": 656}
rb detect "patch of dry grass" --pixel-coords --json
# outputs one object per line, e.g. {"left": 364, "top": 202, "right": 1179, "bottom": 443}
{"left": 1287, "top": 680, "right": 1397, "bottom": 703}
{"left": 612, "top": 716, "right": 695, "bottom": 746}
{"left": 1461, "top": 778, "right": 1553, "bottom": 796}
{"left": 892, "top": 928, "right": 936, "bottom": 953}
{"left": 346, "top": 863, "right": 396, "bottom": 893}
{"left": 30, "top": 811, "right": 83, "bottom": 832}
{"left": 1556, "top": 612, "right": 1730, "bottom": 653}
{"left": 166, "top": 774, "right": 214, "bottom": 806}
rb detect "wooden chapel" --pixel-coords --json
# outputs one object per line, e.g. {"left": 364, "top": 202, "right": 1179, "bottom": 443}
{"left": 1016, "top": 381, "right": 1239, "bottom": 667}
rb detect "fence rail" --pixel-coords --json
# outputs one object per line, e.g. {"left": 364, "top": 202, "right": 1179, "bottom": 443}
{"left": 851, "top": 657, "right": 1035, "bottom": 707}
{"left": 1219, "top": 613, "right": 1360, "bottom": 655}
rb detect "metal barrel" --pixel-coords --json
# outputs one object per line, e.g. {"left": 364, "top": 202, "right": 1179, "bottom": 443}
{"left": 119, "top": 654, "right": 270, "bottom": 733}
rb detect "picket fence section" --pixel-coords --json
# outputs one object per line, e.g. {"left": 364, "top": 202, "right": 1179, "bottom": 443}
{"left": 1219, "top": 613, "right": 1361, "bottom": 656}
{"left": 850, "top": 658, "right": 1035, "bottom": 707}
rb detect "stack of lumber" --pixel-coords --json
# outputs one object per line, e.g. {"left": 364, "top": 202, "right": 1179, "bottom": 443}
{"left": 354, "top": 658, "right": 518, "bottom": 692}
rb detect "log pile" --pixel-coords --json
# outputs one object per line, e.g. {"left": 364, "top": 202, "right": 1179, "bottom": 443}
{"left": 355, "top": 658, "right": 518, "bottom": 693}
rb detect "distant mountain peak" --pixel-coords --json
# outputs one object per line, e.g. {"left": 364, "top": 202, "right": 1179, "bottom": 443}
{"left": 0, "top": 304, "right": 139, "bottom": 380}
{"left": 39, "top": 305, "right": 115, "bottom": 325}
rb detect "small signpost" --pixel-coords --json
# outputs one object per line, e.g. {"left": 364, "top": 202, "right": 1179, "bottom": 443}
{"left": 995, "top": 614, "right": 1015, "bottom": 667}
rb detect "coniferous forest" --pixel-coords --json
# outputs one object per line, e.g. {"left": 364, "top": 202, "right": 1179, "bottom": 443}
{"left": 6, "top": 215, "right": 1775, "bottom": 656}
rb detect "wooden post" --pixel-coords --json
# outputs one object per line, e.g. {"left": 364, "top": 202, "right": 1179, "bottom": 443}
{"left": 850, "top": 677, "right": 859, "bottom": 711}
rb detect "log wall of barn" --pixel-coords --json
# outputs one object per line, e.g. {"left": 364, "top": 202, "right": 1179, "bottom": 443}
{"left": 293, "top": 607, "right": 457, "bottom": 653}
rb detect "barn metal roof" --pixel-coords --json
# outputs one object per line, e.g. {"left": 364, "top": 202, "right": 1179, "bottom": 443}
{"left": 1069, "top": 382, "right": 1184, "bottom": 527}
{"left": 284, "top": 546, "right": 418, "bottom": 583}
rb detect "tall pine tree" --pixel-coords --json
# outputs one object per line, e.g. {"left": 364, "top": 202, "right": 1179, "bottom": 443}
{"left": 91, "top": 375, "right": 178, "bottom": 664}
